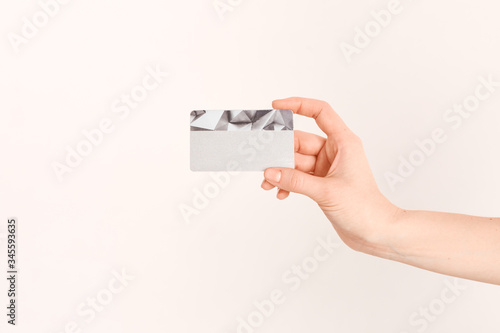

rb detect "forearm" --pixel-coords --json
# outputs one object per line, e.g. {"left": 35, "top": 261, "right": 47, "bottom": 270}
{"left": 265, "top": 97, "right": 500, "bottom": 284}
{"left": 368, "top": 209, "right": 500, "bottom": 285}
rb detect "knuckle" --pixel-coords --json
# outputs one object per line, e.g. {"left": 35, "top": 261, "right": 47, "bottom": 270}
{"left": 351, "top": 133, "right": 363, "bottom": 145}
{"left": 319, "top": 100, "right": 332, "bottom": 111}
{"left": 318, "top": 99, "right": 329, "bottom": 107}
{"left": 288, "top": 171, "right": 303, "bottom": 192}
{"left": 339, "top": 131, "right": 362, "bottom": 148}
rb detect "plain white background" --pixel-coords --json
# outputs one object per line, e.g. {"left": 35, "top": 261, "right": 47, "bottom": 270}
{"left": 1, "top": 0, "right": 500, "bottom": 332}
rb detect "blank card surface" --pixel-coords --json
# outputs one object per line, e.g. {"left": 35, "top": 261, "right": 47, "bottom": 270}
{"left": 190, "top": 109, "right": 294, "bottom": 171}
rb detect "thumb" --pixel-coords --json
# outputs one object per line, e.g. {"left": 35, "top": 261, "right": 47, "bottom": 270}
{"left": 264, "top": 167, "right": 325, "bottom": 201}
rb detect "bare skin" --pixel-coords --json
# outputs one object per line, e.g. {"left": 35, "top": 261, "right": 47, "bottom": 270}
{"left": 261, "top": 97, "right": 500, "bottom": 285}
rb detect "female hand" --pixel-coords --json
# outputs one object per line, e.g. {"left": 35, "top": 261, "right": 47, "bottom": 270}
{"left": 262, "top": 97, "right": 500, "bottom": 285}
{"left": 261, "top": 97, "right": 399, "bottom": 254}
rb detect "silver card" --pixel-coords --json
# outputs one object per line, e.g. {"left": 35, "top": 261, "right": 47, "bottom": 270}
{"left": 190, "top": 110, "right": 294, "bottom": 171}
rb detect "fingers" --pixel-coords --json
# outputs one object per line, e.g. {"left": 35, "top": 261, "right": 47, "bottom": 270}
{"left": 273, "top": 97, "right": 350, "bottom": 138}
{"left": 261, "top": 179, "right": 275, "bottom": 190}
{"left": 264, "top": 167, "right": 324, "bottom": 201}
{"left": 262, "top": 154, "right": 316, "bottom": 181}
{"left": 277, "top": 189, "right": 290, "bottom": 200}
{"left": 261, "top": 180, "right": 290, "bottom": 200}
{"left": 262, "top": 152, "right": 315, "bottom": 200}
{"left": 295, "top": 130, "right": 325, "bottom": 156}
{"left": 295, "top": 153, "right": 316, "bottom": 173}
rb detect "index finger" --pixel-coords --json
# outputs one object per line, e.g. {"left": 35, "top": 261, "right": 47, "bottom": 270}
{"left": 272, "top": 97, "right": 350, "bottom": 137}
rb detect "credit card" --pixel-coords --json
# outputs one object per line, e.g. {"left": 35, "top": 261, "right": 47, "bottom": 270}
{"left": 190, "top": 109, "right": 294, "bottom": 171}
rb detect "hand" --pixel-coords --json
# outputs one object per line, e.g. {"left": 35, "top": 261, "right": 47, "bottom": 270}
{"left": 262, "top": 97, "right": 500, "bottom": 285}
{"left": 261, "top": 97, "right": 399, "bottom": 253}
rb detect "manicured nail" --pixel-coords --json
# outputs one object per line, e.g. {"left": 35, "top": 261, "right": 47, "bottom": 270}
{"left": 264, "top": 169, "right": 281, "bottom": 183}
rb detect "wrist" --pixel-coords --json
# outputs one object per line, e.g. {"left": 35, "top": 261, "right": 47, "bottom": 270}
{"left": 356, "top": 199, "right": 404, "bottom": 260}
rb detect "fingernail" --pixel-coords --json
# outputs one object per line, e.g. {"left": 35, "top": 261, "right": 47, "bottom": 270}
{"left": 264, "top": 169, "right": 281, "bottom": 183}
